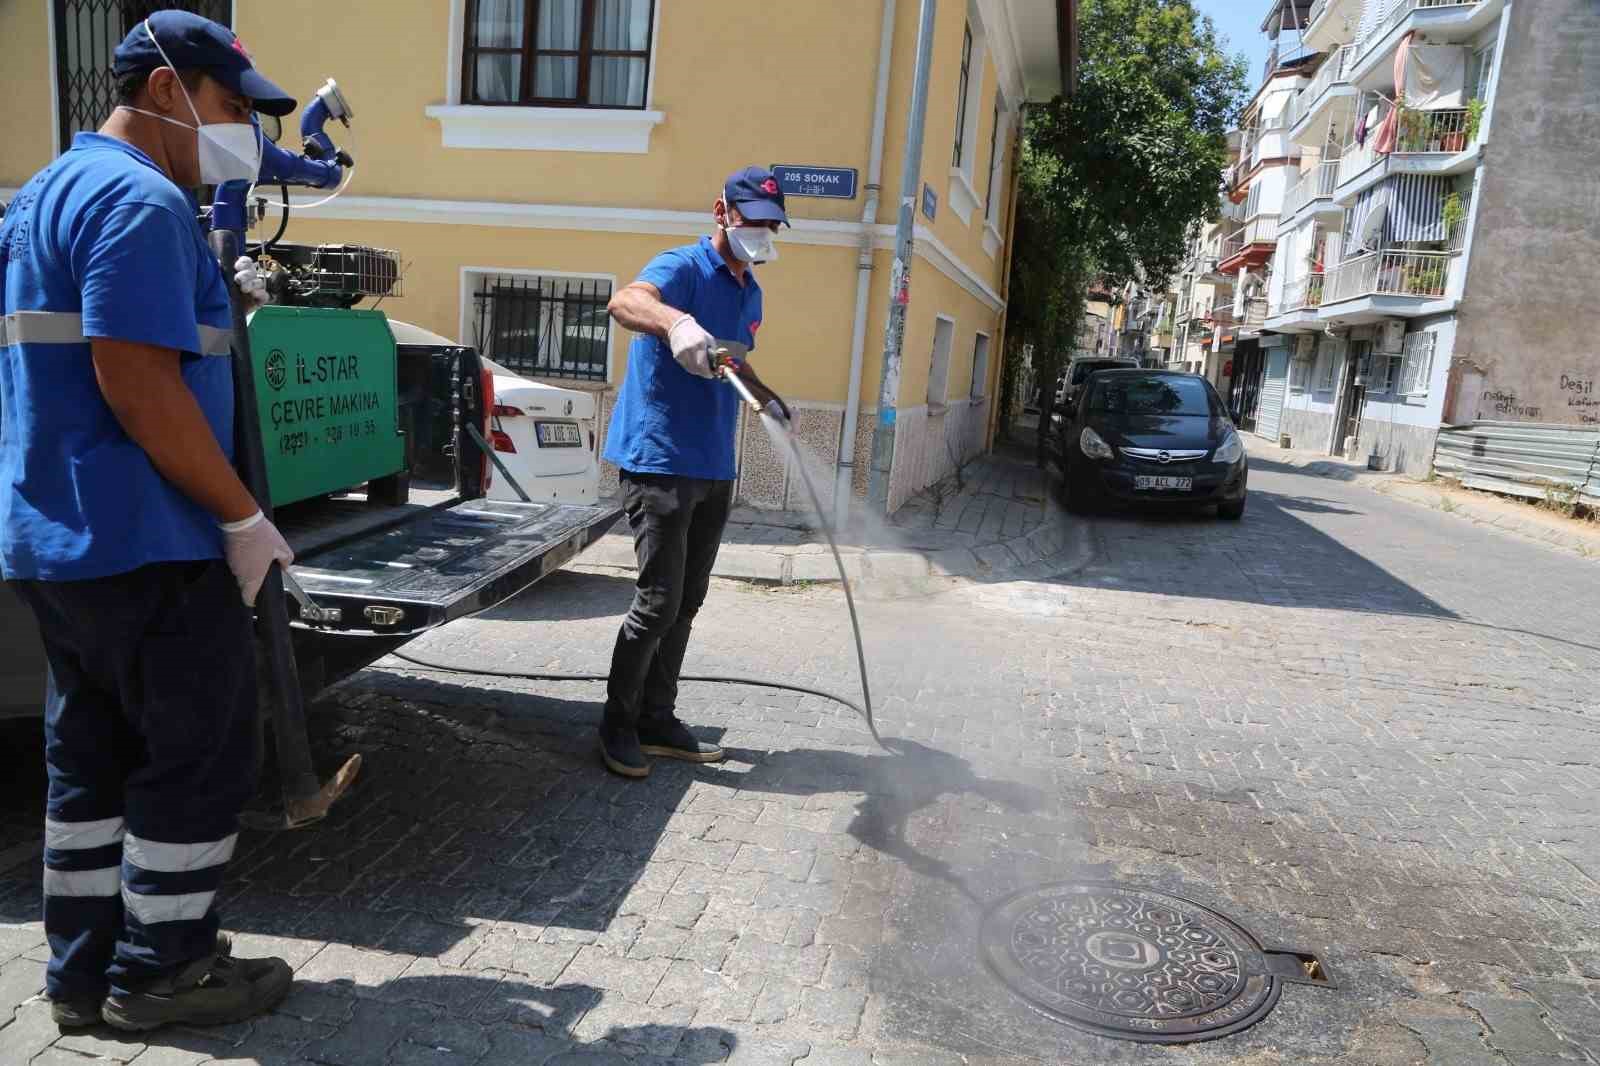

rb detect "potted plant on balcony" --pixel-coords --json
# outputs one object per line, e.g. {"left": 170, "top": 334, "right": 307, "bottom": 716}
{"left": 1400, "top": 259, "right": 1446, "bottom": 296}
{"left": 1441, "top": 192, "right": 1466, "bottom": 236}
{"left": 1465, "top": 98, "right": 1486, "bottom": 144}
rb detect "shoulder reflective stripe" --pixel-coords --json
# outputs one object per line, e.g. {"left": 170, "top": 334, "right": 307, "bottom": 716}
{"left": 197, "top": 323, "right": 234, "bottom": 356}
{"left": 1, "top": 311, "right": 87, "bottom": 345}
{"left": 122, "top": 886, "right": 215, "bottom": 924}
{"left": 122, "top": 832, "right": 237, "bottom": 873}
{"left": 45, "top": 815, "right": 126, "bottom": 851}
{"left": 44, "top": 866, "right": 121, "bottom": 897}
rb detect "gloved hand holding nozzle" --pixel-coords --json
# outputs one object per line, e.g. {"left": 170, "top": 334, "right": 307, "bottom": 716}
{"left": 713, "top": 347, "right": 791, "bottom": 423}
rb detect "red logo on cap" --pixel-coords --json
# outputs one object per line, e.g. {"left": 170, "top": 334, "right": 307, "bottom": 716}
{"left": 231, "top": 36, "right": 253, "bottom": 61}
{"left": 750, "top": 320, "right": 762, "bottom": 333}
{"left": 760, "top": 179, "right": 779, "bottom": 195}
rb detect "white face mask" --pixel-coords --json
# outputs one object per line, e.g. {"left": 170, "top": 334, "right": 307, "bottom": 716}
{"left": 118, "top": 19, "right": 261, "bottom": 186}
{"left": 720, "top": 201, "right": 779, "bottom": 264}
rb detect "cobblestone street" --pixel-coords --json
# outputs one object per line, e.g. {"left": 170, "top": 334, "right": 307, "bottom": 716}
{"left": 3, "top": 456, "right": 1599, "bottom": 1065}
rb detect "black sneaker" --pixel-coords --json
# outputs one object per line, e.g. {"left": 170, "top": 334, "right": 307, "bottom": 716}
{"left": 638, "top": 716, "right": 724, "bottom": 763}
{"left": 600, "top": 721, "right": 649, "bottom": 778}
{"left": 50, "top": 997, "right": 103, "bottom": 1029}
{"left": 100, "top": 947, "right": 293, "bottom": 1032}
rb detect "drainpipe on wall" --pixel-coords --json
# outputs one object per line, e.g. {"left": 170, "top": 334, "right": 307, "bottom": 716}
{"left": 867, "top": 0, "right": 939, "bottom": 514}
{"left": 985, "top": 105, "right": 1028, "bottom": 450}
{"left": 835, "top": 0, "right": 898, "bottom": 525}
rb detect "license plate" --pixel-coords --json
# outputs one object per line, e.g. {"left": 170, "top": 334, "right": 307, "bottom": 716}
{"left": 535, "top": 421, "right": 583, "bottom": 447}
{"left": 1134, "top": 475, "right": 1193, "bottom": 492}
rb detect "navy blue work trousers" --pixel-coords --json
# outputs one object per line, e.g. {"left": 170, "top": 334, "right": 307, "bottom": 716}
{"left": 13, "top": 559, "right": 259, "bottom": 1000}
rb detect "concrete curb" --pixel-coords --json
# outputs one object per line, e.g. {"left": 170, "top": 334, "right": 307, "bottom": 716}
{"left": 573, "top": 487, "right": 1094, "bottom": 588}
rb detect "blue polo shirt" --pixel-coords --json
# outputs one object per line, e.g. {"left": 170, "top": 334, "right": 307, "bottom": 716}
{"left": 0, "top": 133, "right": 235, "bottom": 582}
{"left": 603, "top": 237, "right": 764, "bottom": 480}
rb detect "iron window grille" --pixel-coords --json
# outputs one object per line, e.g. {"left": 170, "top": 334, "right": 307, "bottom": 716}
{"left": 462, "top": 0, "right": 655, "bottom": 109}
{"left": 952, "top": 23, "right": 973, "bottom": 168}
{"left": 471, "top": 274, "right": 612, "bottom": 383}
{"left": 1398, "top": 331, "right": 1436, "bottom": 397}
{"left": 53, "top": 0, "right": 230, "bottom": 153}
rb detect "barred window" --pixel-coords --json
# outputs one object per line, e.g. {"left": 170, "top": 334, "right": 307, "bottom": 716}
{"left": 470, "top": 273, "right": 612, "bottom": 382}
{"left": 1398, "top": 331, "right": 1436, "bottom": 397}
{"left": 54, "top": 1, "right": 231, "bottom": 152}
{"left": 463, "top": 0, "right": 655, "bottom": 108}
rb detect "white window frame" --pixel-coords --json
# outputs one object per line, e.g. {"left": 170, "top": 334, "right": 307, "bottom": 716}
{"left": 928, "top": 314, "right": 957, "bottom": 408}
{"left": 1398, "top": 331, "right": 1436, "bottom": 397}
{"left": 459, "top": 266, "right": 620, "bottom": 384}
{"left": 970, "top": 331, "right": 992, "bottom": 399}
{"left": 947, "top": 11, "right": 988, "bottom": 226}
{"left": 981, "top": 93, "right": 1010, "bottom": 258}
{"left": 431, "top": 0, "right": 666, "bottom": 154}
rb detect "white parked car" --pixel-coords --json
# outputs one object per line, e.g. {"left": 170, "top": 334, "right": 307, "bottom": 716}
{"left": 387, "top": 321, "right": 601, "bottom": 505}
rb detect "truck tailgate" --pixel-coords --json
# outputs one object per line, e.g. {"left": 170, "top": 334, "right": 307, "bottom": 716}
{"left": 288, "top": 498, "right": 621, "bottom": 636}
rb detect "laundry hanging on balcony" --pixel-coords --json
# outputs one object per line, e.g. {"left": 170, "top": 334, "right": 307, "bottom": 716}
{"left": 1372, "top": 33, "right": 1412, "bottom": 155}
{"left": 1405, "top": 45, "right": 1467, "bottom": 108}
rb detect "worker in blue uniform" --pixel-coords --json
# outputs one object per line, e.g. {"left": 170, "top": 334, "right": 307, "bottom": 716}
{"left": 598, "top": 166, "right": 790, "bottom": 778}
{"left": 0, "top": 12, "right": 301, "bottom": 1032}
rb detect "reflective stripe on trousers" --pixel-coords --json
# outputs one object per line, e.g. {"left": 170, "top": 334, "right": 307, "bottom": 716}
{"left": 0, "top": 311, "right": 233, "bottom": 355}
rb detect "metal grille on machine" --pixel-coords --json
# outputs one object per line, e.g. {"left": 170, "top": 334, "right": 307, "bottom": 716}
{"left": 54, "top": 1, "right": 231, "bottom": 153}
{"left": 471, "top": 275, "right": 612, "bottom": 383}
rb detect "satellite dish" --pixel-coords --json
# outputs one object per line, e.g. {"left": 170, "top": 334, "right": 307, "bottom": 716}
{"left": 1357, "top": 201, "right": 1389, "bottom": 252}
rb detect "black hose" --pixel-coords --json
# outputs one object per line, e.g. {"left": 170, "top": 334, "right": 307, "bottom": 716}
{"left": 264, "top": 182, "right": 290, "bottom": 250}
{"left": 386, "top": 651, "right": 886, "bottom": 746}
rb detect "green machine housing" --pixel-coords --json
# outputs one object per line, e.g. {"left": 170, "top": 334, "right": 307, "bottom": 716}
{"left": 249, "top": 306, "right": 407, "bottom": 508}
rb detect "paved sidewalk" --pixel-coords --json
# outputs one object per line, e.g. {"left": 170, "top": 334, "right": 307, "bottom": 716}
{"left": 1245, "top": 434, "right": 1600, "bottom": 559}
{"left": 585, "top": 446, "right": 1089, "bottom": 585}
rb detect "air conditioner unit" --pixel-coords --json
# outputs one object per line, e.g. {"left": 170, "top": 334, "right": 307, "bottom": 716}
{"left": 1377, "top": 319, "right": 1406, "bottom": 354}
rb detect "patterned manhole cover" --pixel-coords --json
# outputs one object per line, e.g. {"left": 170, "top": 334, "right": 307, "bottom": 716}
{"left": 980, "top": 882, "right": 1328, "bottom": 1044}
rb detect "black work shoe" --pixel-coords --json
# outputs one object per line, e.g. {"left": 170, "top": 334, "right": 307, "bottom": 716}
{"left": 638, "top": 716, "right": 724, "bottom": 763}
{"left": 50, "top": 996, "right": 103, "bottom": 1029}
{"left": 100, "top": 948, "right": 293, "bottom": 1032}
{"left": 600, "top": 722, "right": 650, "bottom": 778}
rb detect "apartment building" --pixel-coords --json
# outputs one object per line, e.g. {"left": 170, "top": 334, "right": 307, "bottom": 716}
{"left": 1260, "top": 0, "right": 1600, "bottom": 475}
{"left": 0, "top": 0, "right": 1074, "bottom": 514}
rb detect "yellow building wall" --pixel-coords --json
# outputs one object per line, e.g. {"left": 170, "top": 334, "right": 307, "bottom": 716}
{"left": 276, "top": 215, "right": 862, "bottom": 406}
{"left": 234, "top": 2, "right": 879, "bottom": 222}
{"left": 0, "top": 1, "right": 56, "bottom": 186}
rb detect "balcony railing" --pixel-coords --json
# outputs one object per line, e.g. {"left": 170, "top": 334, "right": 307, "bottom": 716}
{"left": 1308, "top": 0, "right": 1330, "bottom": 29}
{"left": 1324, "top": 250, "right": 1451, "bottom": 304}
{"left": 1356, "top": 1, "right": 1482, "bottom": 62}
{"left": 1243, "top": 296, "right": 1270, "bottom": 327}
{"left": 1293, "top": 46, "right": 1353, "bottom": 128}
{"left": 1273, "top": 273, "right": 1326, "bottom": 316}
{"left": 1283, "top": 161, "right": 1341, "bottom": 217}
{"left": 1397, "top": 107, "right": 1472, "bottom": 153}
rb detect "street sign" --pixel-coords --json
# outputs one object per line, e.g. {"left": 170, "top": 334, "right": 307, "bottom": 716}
{"left": 771, "top": 165, "right": 858, "bottom": 200}
{"left": 921, "top": 184, "right": 937, "bottom": 220}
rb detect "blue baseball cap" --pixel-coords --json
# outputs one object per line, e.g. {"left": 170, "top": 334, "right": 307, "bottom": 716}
{"left": 113, "top": 11, "right": 296, "bottom": 117}
{"left": 725, "top": 166, "right": 789, "bottom": 227}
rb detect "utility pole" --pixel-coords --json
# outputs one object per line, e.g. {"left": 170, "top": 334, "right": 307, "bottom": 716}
{"left": 865, "top": 0, "right": 937, "bottom": 514}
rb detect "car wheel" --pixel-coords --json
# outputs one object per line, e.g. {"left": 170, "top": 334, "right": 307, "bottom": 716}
{"left": 1217, "top": 496, "right": 1246, "bottom": 520}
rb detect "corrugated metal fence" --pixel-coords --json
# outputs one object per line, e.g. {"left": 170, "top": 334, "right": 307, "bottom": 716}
{"left": 1433, "top": 421, "right": 1600, "bottom": 506}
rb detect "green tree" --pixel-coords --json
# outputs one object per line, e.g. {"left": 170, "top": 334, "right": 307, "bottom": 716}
{"left": 999, "top": 0, "right": 1246, "bottom": 439}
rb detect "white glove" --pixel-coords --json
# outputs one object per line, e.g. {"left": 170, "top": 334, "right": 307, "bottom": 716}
{"left": 233, "top": 256, "right": 268, "bottom": 308}
{"left": 220, "top": 510, "right": 294, "bottom": 607}
{"left": 667, "top": 313, "right": 716, "bottom": 378}
{"left": 764, "top": 399, "right": 790, "bottom": 425}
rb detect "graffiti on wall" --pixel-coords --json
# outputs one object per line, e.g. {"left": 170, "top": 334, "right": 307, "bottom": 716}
{"left": 1561, "top": 373, "right": 1600, "bottom": 424}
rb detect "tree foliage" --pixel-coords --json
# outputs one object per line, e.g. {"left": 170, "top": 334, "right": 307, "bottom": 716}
{"left": 999, "top": 0, "right": 1246, "bottom": 434}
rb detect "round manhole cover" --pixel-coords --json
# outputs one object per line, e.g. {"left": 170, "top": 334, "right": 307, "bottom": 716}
{"left": 980, "top": 882, "right": 1284, "bottom": 1044}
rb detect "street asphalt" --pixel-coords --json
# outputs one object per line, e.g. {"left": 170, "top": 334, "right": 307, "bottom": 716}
{"left": 2, "top": 452, "right": 1597, "bottom": 1065}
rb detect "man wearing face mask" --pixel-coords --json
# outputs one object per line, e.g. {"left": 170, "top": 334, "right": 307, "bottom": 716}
{"left": 0, "top": 11, "right": 300, "bottom": 1032}
{"left": 597, "top": 166, "right": 791, "bottom": 778}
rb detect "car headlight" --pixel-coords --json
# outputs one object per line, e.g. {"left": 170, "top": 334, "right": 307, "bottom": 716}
{"left": 1079, "top": 427, "right": 1115, "bottom": 461}
{"left": 1214, "top": 429, "right": 1243, "bottom": 465}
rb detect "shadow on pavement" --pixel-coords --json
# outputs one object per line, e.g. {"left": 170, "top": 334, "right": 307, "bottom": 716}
{"left": 27, "top": 973, "right": 737, "bottom": 1064}
{"left": 703, "top": 737, "right": 1045, "bottom": 906}
{"left": 1054, "top": 486, "right": 1458, "bottom": 619}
